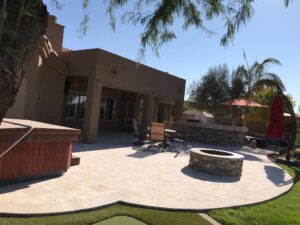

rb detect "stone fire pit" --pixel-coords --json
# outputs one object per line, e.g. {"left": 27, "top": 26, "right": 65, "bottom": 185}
{"left": 189, "top": 149, "right": 244, "bottom": 176}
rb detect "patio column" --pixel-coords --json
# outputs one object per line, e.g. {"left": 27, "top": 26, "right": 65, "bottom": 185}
{"left": 174, "top": 100, "right": 184, "bottom": 122}
{"left": 144, "top": 95, "right": 154, "bottom": 126}
{"left": 153, "top": 98, "right": 158, "bottom": 122}
{"left": 82, "top": 78, "right": 102, "bottom": 143}
{"left": 134, "top": 94, "right": 142, "bottom": 121}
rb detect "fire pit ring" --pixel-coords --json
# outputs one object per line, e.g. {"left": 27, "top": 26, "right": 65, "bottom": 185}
{"left": 189, "top": 149, "right": 244, "bottom": 176}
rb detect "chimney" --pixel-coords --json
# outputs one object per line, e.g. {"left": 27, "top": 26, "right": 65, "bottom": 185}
{"left": 48, "top": 15, "right": 57, "bottom": 23}
{"left": 45, "top": 15, "right": 65, "bottom": 52}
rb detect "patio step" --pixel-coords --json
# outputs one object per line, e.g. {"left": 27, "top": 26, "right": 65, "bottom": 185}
{"left": 71, "top": 155, "right": 80, "bottom": 166}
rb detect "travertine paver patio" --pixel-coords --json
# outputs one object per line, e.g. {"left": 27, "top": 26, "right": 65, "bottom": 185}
{"left": 0, "top": 132, "right": 293, "bottom": 214}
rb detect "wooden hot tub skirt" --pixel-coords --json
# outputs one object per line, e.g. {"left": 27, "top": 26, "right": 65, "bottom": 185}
{"left": 0, "top": 142, "right": 72, "bottom": 184}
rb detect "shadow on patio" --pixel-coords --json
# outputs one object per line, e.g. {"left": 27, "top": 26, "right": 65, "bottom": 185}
{"left": 0, "top": 176, "right": 59, "bottom": 194}
{"left": 181, "top": 166, "right": 241, "bottom": 183}
{"left": 264, "top": 165, "right": 294, "bottom": 186}
{"left": 73, "top": 132, "right": 134, "bottom": 152}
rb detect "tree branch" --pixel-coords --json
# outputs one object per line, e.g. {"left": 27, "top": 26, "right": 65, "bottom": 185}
{"left": 0, "top": 0, "right": 7, "bottom": 45}
{"left": 14, "top": 0, "right": 26, "bottom": 31}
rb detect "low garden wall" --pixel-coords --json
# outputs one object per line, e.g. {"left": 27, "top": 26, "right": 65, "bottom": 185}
{"left": 177, "top": 121, "right": 248, "bottom": 146}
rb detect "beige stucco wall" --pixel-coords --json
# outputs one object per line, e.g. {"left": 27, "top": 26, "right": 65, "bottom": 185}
{"left": 5, "top": 52, "right": 40, "bottom": 119}
{"left": 6, "top": 45, "right": 66, "bottom": 125}
{"left": 38, "top": 61, "right": 65, "bottom": 124}
{"left": 61, "top": 49, "right": 185, "bottom": 102}
{"left": 61, "top": 49, "right": 185, "bottom": 142}
{"left": 5, "top": 78, "right": 27, "bottom": 119}
{"left": 97, "top": 49, "right": 185, "bottom": 101}
{"left": 6, "top": 15, "right": 186, "bottom": 143}
{"left": 60, "top": 50, "right": 99, "bottom": 77}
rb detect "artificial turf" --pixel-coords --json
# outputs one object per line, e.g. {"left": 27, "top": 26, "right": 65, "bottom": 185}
{"left": 93, "top": 216, "right": 147, "bottom": 225}
{"left": 0, "top": 204, "right": 210, "bottom": 225}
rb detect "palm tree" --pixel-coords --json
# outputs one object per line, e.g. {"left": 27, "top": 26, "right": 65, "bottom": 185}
{"left": 235, "top": 53, "right": 285, "bottom": 98}
{"left": 0, "top": 0, "right": 48, "bottom": 123}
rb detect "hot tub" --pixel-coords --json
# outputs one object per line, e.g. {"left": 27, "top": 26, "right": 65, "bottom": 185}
{"left": 189, "top": 149, "right": 244, "bottom": 176}
{"left": 0, "top": 119, "right": 80, "bottom": 184}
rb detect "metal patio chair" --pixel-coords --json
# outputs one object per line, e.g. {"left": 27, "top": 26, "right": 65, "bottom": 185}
{"left": 172, "top": 126, "right": 190, "bottom": 152}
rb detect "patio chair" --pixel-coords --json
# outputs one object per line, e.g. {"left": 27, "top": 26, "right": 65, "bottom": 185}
{"left": 132, "top": 119, "right": 147, "bottom": 145}
{"left": 172, "top": 126, "right": 190, "bottom": 152}
{"left": 148, "top": 122, "right": 166, "bottom": 151}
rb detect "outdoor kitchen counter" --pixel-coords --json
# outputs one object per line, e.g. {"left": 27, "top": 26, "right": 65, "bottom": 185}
{"left": 0, "top": 119, "right": 80, "bottom": 184}
{"left": 178, "top": 121, "right": 248, "bottom": 146}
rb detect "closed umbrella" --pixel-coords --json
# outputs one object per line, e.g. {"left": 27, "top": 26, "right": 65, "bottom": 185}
{"left": 266, "top": 95, "right": 284, "bottom": 140}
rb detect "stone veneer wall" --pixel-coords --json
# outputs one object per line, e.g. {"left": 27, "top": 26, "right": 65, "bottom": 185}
{"left": 177, "top": 121, "right": 248, "bottom": 146}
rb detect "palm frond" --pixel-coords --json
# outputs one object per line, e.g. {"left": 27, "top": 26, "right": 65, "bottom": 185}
{"left": 253, "top": 58, "right": 281, "bottom": 81}
{"left": 260, "top": 57, "right": 282, "bottom": 68}
{"left": 234, "top": 65, "right": 247, "bottom": 80}
{"left": 263, "top": 72, "right": 286, "bottom": 91}
{"left": 251, "top": 78, "right": 285, "bottom": 93}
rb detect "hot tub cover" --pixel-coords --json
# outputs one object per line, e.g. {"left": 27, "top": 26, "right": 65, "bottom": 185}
{"left": 0, "top": 119, "right": 80, "bottom": 143}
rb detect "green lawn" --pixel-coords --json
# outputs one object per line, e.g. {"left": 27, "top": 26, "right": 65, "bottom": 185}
{"left": 0, "top": 205, "right": 210, "bottom": 225}
{"left": 208, "top": 164, "right": 300, "bottom": 225}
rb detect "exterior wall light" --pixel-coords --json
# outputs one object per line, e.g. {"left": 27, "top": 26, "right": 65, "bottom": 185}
{"left": 111, "top": 68, "right": 117, "bottom": 75}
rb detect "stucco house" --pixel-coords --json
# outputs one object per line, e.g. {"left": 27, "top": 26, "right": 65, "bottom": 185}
{"left": 6, "top": 16, "right": 186, "bottom": 143}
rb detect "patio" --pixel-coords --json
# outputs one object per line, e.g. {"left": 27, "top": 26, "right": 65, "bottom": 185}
{"left": 0, "top": 132, "right": 293, "bottom": 215}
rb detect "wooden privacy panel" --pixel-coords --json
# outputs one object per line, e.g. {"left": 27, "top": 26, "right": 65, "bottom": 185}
{"left": 0, "top": 142, "right": 72, "bottom": 182}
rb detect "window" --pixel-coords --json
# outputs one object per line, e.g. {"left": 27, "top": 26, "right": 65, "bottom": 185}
{"left": 157, "top": 103, "right": 171, "bottom": 122}
{"left": 66, "top": 92, "right": 87, "bottom": 119}
{"left": 100, "top": 97, "right": 115, "bottom": 120}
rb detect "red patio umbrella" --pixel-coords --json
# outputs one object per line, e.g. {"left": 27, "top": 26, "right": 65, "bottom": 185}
{"left": 220, "top": 98, "right": 267, "bottom": 126}
{"left": 266, "top": 95, "right": 284, "bottom": 140}
{"left": 220, "top": 98, "right": 267, "bottom": 107}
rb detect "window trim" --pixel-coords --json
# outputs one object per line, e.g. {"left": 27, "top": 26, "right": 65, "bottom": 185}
{"left": 65, "top": 91, "right": 87, "bottom": 120}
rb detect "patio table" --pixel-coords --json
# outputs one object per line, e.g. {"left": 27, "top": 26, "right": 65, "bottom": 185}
{"left": 165, "top": 129, "right": 176, "bottom": 150}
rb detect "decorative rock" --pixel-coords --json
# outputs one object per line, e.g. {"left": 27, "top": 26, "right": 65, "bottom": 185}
{"left": 189, "top": 149, "right": 244, "bottom": 176}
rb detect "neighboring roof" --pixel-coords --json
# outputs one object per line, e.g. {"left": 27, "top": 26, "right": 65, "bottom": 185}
{"left": 183, "top": 109, "right": 214, "bottom": 118}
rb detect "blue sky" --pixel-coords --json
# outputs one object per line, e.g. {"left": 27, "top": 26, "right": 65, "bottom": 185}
{"left": 44, "top": 0, "right": 300, "bottom": 112}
